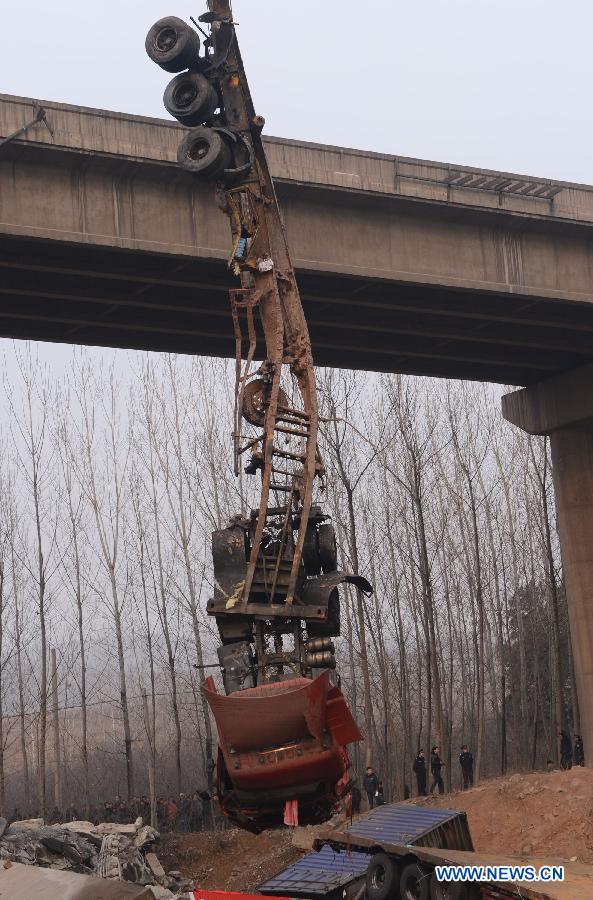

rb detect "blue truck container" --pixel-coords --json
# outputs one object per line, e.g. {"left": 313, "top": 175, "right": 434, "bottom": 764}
{"left": 260, "top": 803, "right": 473, "bottom": 897}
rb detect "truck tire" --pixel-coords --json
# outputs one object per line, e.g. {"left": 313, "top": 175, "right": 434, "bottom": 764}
{"left": 430, "top": 871, "right": 454, "bottom": 899}
{"left": 307, "top": 589, "right": 340, "bottom": 638}
{"left": 145, "top": 17, "right": 201, "bottom": 72}
{"left": 366, "top": 852, "right": 400, "bottom": 900}
{"left": 302, "top": 525, "right": 321, "bottom": 575}
{"left": 177, "top": 127, "right": 232, "bottom": 180}
{"left": 318, "top": 522, "right": 338, "bottom": 572}
{"left": 430, "top": 870, "right": 462, "bottom": 899}
{"left": 164, "top": 72, "right": 218, "bottom": 126}
{"left": 400, "top": 862, "right": 430, "bottom": 900}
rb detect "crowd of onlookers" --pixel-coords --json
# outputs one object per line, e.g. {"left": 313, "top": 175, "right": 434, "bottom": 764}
{"left": 6, "top": 732, "right": 585, "bottom": 829}
{"left": 7, "top": 790, "right": 215, "bottom": 833}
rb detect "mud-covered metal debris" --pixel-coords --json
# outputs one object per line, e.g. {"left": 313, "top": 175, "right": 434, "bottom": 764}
{"left": 145, "top": 0, "right": 373, "bottom": 832}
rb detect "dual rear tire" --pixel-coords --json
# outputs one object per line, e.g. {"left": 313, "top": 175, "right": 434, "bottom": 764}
{"left": 366, "top": 854, "right": 479, "bottom": 900}
{"left": 145, "top": 17, "right": 201, "bottom": 72}
{"left": 164, "top": 71, "right": 218, "bottom": 127}
{"left": 177, "top": 127, "right": 232, "bottom": 180}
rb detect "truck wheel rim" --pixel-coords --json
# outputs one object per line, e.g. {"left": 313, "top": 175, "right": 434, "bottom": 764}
{"left": 371, "top": 864, "right": 386, "bottom": 889}
{"left": 155, "top": 27, "right": 177, "bottom": 52}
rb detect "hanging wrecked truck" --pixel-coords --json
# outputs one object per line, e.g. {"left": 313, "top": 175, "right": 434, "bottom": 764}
{"left": 145, "top": 0, "right": 373, "bottom": 831}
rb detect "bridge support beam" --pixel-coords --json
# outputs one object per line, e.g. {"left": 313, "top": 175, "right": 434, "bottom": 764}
{"left": 503, "top": 362, "right": 593, "bottom": 766}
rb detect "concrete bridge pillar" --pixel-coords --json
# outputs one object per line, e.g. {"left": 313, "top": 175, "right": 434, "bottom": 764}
{"left": 503, "top": 362, "right": 593, "bottom": 766}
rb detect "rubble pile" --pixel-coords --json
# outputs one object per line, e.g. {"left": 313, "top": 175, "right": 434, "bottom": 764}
{"left": 0, "top": 815, "right": 194, "bottom": 898}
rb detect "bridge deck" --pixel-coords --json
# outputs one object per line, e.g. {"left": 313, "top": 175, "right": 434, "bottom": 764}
{"left": 1, "top": 94, "right": 593, "bottom": 385}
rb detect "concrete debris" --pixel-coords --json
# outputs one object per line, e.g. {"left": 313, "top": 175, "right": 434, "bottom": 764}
{"left": 146, "top": 851, "right": 167, "bottom": 881}
{"left": 149, "top": 886, "right": 176, "bottom": 899}
{"left": 0, "top": 860, "right": 156, "bottom": 899}
{"left": 136, "top": 826, "right": 160, "bottom": 849}
{"left": 0, "top": 815, "right": 194, "bottom": 895}
{"left": 10, "top": 817, "right": 45, "bottom": 830}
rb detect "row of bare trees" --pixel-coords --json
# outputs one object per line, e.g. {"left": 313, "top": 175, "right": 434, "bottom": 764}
{"left": 0, "top": 343, "right": 575, "bottom": 817}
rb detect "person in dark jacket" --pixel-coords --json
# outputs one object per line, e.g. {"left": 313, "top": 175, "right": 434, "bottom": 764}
{"left": 430, "top": 746, "right": 445, "bottom": 794}
{"left": 363, "top": 766, "right": 379, "bottom": 809}
{"left": 188, "top": 793, "right": 202, "bottom": 832}
{"left": 375, "top": 781, "right": 385, "bottom": 805}
{"left": 199, "top": 790, "right": 213, "bottom": 830}
{"left": 574, "top": 735, "right": 584, "bottom": 767}
{"left": 413, "top": 749, "right": 427, "bottom": 796}
{"left": 459, "top": 745, "right": 474, "bottom": 789}
{"left": 179, "top": 793, "right": 192, "bottom": 832}
{"left": 351, "top": 784, "right": 362, "bottom": 815}
{"left": 559, "top": 731, "right": 573, "bottom": 769}
{"left": 102, "top": 801, "right": 114, "bottom": 823}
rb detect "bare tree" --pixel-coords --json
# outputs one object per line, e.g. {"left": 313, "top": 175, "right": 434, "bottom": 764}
{"left": 6, "top": 349, "right": 58, "bottom": 819}
{"left": 75, "top": 362, "right": 135, "bottom": 800}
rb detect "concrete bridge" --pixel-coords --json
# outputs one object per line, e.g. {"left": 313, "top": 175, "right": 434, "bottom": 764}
{"left": 2, "top": 94, "right": 593, "bottom": 759}
{"left": 2, "top": 94, "right": 593, "bottom": 386}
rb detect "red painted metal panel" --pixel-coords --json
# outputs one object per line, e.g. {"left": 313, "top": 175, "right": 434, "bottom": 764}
{"left": 193, "top": 892, "right": 290, "bottom": 900}
{"left": 203, "top": 672, "right": 330, "bottom": 752}
{"left": 326, "top": 685, "right": 363, "bottom": 746}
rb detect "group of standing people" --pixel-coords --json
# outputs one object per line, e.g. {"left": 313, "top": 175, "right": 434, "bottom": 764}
{"left": 22, "top": 790, "right": 215, "bottom": 833}
{"left": 352, "top": 731, "right": 586, "bottom": 811}
{"left": 413, "top": 745, "right": 474, "bottom": 796}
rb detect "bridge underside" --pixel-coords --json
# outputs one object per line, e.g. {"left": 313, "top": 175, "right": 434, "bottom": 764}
{"left": 2, "top": 95, "right": 593, "bottom": 386}
{"left": 2, "top": 233, "right": 593, "bottom": 386}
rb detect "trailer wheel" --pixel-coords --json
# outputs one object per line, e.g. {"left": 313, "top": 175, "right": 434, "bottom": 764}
{"left": 302, "top": 525, "right": 322, "bottom": 575}
{"left": 366, "top": 852, "right": 400, "bottom": 900}
{"left": 145, "top": 17, "right": 201, "bottom": 72}
{"left": 241, "top": 379, "right": 289, "bottom": 427}
{"left": 400, "top": 861, "right": 430, "bottom": 900}
{"left": 429, "top": 870, "right": 458, "bottom": 899}
{"left": 164, "top": 72, "right": 218, "bottom": 126}
{"left": 177, "top": 127, "right": 232, "bottom": 180}
{"left": 318, "top": 522, "right": 338, "bottom": 572}
{"left": 307, "top": 589, "right": 340, "bottom": 638}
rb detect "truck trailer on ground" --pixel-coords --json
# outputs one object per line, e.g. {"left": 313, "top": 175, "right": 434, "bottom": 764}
{"left": 259, "top": 803, "right": 593, "bottom": 900}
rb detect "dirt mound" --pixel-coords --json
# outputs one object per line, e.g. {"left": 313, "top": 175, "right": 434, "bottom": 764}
{"left": 158, "top": 828, "right": 303, "bottom": 892}
{"left": 413, "top": 765, "right": 593, "bottom": 863}
{"left": 159, "top": 768, "right": 593, "bottom": 890}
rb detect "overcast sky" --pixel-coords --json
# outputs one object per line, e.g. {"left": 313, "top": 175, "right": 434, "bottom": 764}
{"left": 1, "top": 0, "right": 592, "bottom": 376}
{"left": 2, "top": 0, "right": 592, "bottom": 184}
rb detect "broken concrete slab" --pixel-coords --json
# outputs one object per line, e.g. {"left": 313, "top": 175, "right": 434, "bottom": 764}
{"left": 146, "top": 851, "right": 167, "bottom": 883}
{"left": 61, "top": 820, "right": 97, "bottom": 835}
{"left": 10, "top": 818, "right": 45, "bottom": 830}
{"left": 135, "top": 825, "right": 159, "bottom": 849}
{"left": 95, "top": 821, "right": 139, "bottom": 835}
{"left": 0, "top": 816, "right": 185, "bottom": 894}
{"left": 0, "top": 860, "right": 155, "bottom": 898}
{"left": 148, "top": 886, "right": 176, "bottom": 899}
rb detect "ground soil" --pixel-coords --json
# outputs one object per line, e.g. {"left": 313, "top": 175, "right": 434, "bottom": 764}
{"left": 158, "top": 827, "right": 303, "bottom": 892}
{"left": 158, "top": 767, "right": 593, "bottom": 890}
{"left": 413, "top": 765, "right": 593, "bottom": 864}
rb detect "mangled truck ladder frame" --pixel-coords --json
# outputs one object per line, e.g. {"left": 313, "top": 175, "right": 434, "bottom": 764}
{"left": 146, "top": 1, "right": 371, "bottom": 683}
